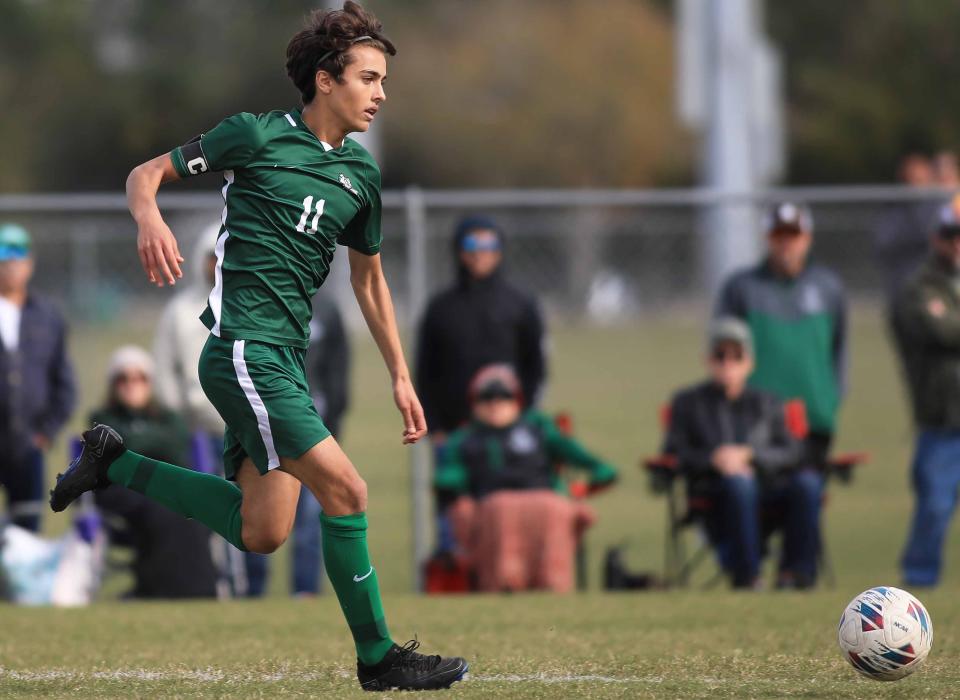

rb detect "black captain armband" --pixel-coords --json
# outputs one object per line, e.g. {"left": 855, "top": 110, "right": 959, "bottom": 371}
{"left": 179, "top": 135, "right": 209, "bottom": 176}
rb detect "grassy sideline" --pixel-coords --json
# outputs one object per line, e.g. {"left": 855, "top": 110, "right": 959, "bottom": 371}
{"left": 4, "top": 307, "right": 958, "bottom": 697}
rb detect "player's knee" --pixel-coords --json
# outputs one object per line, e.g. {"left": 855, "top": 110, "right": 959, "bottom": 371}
{"left": 243, "top": 525, "right": 289, "bottom": 554}
{"left": 344, "top": 476, "right": 368, "bottom": 513}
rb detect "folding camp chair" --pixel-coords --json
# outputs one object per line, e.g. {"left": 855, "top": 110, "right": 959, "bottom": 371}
{"left": 641, "top": 399, "right": 868, "bottom": 589}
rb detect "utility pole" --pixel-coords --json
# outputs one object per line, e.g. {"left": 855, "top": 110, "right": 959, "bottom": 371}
{"left": 677, "top": 0, "right": 784, "bottom": 297}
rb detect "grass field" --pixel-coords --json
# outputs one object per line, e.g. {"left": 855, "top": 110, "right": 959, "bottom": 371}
{"left": 4, "top": 306, "right": 960, "bottom": 698}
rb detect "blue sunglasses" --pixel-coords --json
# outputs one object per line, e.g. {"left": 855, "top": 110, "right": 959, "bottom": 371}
{"left": 461, "top": 235, "right": 501, "bottom": 253}
{"left": 0, "top": 246, "right": 29, "bottom": 261}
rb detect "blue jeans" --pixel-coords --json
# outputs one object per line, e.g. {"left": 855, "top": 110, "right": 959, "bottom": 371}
{"left": 901, "top": 429, "right": 960, "bottom": 586}
{"left": 0, "top": 447, "right": 45, "bottom": 532}
{"left": 771, "top": 469, "right": 824, "bottom": 585}
{"left": 245, "top": 484, "right": 325, "bottom": 596}
{"left": 708, "top": 469, "right": 823, "bottom": 587}
{"left": 712, "top": 475, "right": 762, "bottom": 587}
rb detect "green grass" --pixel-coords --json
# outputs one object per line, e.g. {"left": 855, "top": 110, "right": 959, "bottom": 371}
{"left": 2, "top": 593, "right": 957, "bottom": 698}
{"left": 4, "top": 306, "right": 959, "bottom": 698}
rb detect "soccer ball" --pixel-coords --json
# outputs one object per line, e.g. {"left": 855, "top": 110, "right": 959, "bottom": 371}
{"left": 837, "top": 586, "right": 933, "bottom": 681}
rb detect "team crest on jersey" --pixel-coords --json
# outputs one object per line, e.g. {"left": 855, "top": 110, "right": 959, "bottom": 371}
{"left": 800, "top": 284, "right": 824, "bottom": 314}
{"left": 339, "top": 174, "right": 359, "bottom": 196}
{"left": 508, "top": 426, "right": 538, "bottom": 454}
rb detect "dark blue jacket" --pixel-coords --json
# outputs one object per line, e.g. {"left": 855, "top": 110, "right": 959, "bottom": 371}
{"left": 0, "top": 293, "right": 76, "bottom": 456}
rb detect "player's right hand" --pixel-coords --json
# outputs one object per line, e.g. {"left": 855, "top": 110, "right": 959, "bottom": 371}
{"left": 137, "top": 217, "right": 184, "bottom": 287}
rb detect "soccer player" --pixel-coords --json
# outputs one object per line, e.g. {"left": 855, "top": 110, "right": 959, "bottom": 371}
{"left": 49, "top": 2, "right": 467, "bottom": 692}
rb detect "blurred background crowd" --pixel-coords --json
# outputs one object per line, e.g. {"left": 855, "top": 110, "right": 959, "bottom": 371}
{"left": 3, "top": 0, "right": 960, "bottom": 602}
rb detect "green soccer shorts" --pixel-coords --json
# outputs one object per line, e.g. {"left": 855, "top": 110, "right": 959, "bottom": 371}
{"left": 198, "top": 335, "right": 331, "bottom": 479}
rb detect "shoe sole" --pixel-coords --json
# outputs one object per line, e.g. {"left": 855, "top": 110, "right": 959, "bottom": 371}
{"left": 360, "top": 660, "right": 468, "bottom": 691}
{"left": 49, "top": 451, "right": 92, "bottom": 512}
{"left": 50, "top": 426, "right": 124, "bottom": 512}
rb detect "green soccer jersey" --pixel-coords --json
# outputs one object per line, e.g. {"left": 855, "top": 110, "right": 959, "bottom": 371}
{"left": 170, "top": 108, "right": 383, "bottom": 348}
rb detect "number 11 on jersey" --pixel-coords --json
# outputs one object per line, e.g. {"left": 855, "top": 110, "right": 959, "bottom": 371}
{"left": 296, "top": 195, "right": 326, "bottom": 234}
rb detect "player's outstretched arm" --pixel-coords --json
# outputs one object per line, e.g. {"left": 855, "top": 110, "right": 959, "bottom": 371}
{"left": 348, "top": 248, "right": 427, "bottom": 445}
{"left": 126, "top": 153, "right": 184, "bottom": 287}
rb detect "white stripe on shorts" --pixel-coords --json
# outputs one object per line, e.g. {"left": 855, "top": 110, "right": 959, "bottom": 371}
{"left": 232, "top": 339, "right": 280, "bottom": 470}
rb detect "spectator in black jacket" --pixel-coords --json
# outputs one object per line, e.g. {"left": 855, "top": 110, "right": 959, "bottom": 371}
{"left": 0, "top": 223, "right": 76, "bottom": 532}
{"left": 416, "top": 215, "right": 546, "bottom": 437}
{"left": 665, "top": 318, "right": 814, "bottom": 589}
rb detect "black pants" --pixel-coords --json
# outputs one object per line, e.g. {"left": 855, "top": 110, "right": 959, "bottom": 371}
{"left": 95, "top": 484, "right": 218, "bottom": 599}
{"left": 0, "top": 447, "right": 45, "bottom": 532}
{"left": 806, "top": 431, "right": 833, "bottom": 471}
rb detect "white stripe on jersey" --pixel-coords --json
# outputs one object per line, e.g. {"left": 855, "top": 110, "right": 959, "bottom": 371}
{"left": 220, "top": 169, "right": 233, "bottom": 228}
{"left": 208, "top": 230, "right": 229, "bottom": 337}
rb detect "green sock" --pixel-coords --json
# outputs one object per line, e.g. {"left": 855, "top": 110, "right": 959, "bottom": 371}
{"left": 321, "top": 512, "right": 394, "bottom": 665}
{"left": 107, "top": 450, "right": 246, "bottom": 551}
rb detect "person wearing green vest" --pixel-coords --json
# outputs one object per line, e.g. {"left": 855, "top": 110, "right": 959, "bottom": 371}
{"left": 715, "top": 202, "right": 848, "bottom": 465}
{"left": 48, "top": 2, "right": 465, "bottom": 691}
{"left": 714, "top": 202, "right": 847, "bottom": 587}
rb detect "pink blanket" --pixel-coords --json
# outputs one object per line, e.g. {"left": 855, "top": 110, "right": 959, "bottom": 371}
{"left": 448, "top": 490, "right": 595, "bottom": 593}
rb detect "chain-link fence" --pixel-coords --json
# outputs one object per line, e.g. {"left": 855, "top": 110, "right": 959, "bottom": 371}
{"left": 0, "top": 186, "right": 949, "bottom": 327}
{"left": 1, "top": 185, "right": 948, "bottom": 588}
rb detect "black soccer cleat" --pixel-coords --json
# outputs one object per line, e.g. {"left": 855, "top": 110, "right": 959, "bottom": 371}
{"left": 49, "top": 424, "right": 126, "bottom": 512}
{"left": 357, "top": 639, "right": 468, "bottom": 691}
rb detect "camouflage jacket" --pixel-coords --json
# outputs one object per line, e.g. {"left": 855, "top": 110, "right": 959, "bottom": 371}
{"left": 893, "top": 256, "right": 960, "bottom": 429}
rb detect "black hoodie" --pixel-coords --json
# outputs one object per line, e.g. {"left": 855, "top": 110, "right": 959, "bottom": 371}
{"left": 415, "top": 217, "right": 547, "bottom": 433}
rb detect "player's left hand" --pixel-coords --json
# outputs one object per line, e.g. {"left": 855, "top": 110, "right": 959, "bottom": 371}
{"left": 393, "top": 377, "right": 427, "bottom": 445}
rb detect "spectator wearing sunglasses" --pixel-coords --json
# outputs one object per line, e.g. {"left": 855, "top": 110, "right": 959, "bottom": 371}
{"left": 90, "top": 345, "right": 219, "bottom": 598}
{"left": 893, "top": 196, "right": 960, "bottom": 587}
{"left": 434, "top": 365, "right": 616, "bottom": 592}
{"left": 715, "top": 202, "right": 848, "bottom": 479}
{"left": 416, "top": 215, "right": 547, "bottom": 439}
{"left": 664, "top": 319, "right": 811, "bottom": 589}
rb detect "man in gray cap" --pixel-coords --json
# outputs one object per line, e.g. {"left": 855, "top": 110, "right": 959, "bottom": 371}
{"left": 664, "top": 317, "right": 812, "bottom": 589}
{"left": 893, "top": 195, "right": 960, "bottom": 587}
{"left": 0, "top": 223, "right": 76, "bottom": 531}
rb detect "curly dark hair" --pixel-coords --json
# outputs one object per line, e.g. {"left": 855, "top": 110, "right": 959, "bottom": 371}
{"left": 286, "top": 2, "right": 396, "bottom": 104}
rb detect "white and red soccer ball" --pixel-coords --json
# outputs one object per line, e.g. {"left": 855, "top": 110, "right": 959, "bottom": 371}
{"left": 838, "top": 586, "right": 933, "bottom": 681}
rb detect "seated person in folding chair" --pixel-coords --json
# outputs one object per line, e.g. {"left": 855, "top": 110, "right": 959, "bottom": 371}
{"left": 434, "top": 364, "right": 616, "bottom": 592}
{"left": 91, "top": 346, "right": 219, "bottom": 599}
{"left": 665, "top": 318, "right": 818, "bottom": 590}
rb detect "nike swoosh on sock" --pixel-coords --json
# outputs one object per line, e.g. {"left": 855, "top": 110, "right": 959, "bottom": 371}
{"left": 353, "top": 566, "right": 374, "bottom": 582}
